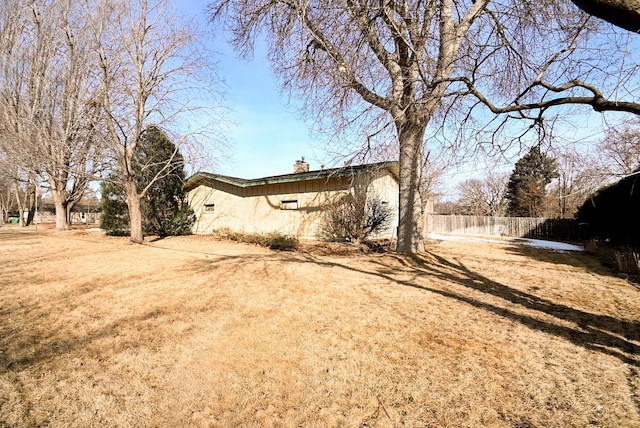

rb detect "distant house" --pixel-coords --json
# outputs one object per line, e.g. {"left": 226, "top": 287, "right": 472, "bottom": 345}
{"left": 185, "top": 160, "right": 399, "bottom": 240}
{"left": 7, "top": 202, "right": 100, "bottom": 225}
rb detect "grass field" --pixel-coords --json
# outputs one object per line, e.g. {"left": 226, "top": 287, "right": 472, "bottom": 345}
{"left": 1, "top": 226, "right": 639, "bottom": 427}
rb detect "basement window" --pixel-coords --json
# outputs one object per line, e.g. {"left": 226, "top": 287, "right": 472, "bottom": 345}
{"left": 204, "top": 203, "right": 215, "bottom": 212}
{"left": 280, "top": 200, "right": 298, "bottom": 210}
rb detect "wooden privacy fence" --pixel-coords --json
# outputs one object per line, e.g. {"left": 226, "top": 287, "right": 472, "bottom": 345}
{"left": 425, "top": 215, "right": 582, "bottom": 241}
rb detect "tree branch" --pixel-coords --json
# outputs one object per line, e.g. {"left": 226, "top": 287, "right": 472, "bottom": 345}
{"left": 456, "top": 76, "right": 640, "bottom": 115}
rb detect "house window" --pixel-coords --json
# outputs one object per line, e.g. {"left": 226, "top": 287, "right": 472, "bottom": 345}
{"left": 280, "top": 199, "right": 298, "bottom": 210}
{"left": 204, "top": 203, "right": 215, "bottom": 212}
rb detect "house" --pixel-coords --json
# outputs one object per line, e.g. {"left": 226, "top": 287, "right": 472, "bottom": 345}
{"left": 49, "top": 202, "right": 101, "bottom": 225}
{"left": 7, "top": 201, "right": 100, "bottom": 225}
{"left": 185, "top": 159, "right": 400, "bottom": 240}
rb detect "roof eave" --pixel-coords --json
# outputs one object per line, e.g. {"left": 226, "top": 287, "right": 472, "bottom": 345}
{"left": 184, "top": 161, "right": 400, "bottom": 191}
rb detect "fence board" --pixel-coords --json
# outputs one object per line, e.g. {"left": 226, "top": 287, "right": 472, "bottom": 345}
{"left": 425, "top": 215, "right": 581, "bottom": 241}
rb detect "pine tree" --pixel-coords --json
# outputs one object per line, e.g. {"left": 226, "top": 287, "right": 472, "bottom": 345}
{"left": 136, "top": 126, "right": 194, "bottom": 236}
{"left": 99, "top": 172, "right": 129, "bottom": 234}
{"left": 100, "top": 126, "right": 194, "bottom": 236}
{"left": 505, "top": 145, "right": 559, "bottom": 217}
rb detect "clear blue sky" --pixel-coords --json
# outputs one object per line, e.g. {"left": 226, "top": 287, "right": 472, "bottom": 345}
{"left": 181, "top": 1, "right": 320, "bottom": 179}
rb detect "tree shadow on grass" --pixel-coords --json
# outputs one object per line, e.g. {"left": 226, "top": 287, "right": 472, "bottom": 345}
{"left": 424, "top": 254, "right": 637, "bottom": 363}
{"left": 6, "top": 241, "right": 638, "bottom": 376}
{"left": 0, "top": 307, "right": 172, "bottom": 374}
{"left": 285, "top": 250, "right": 640, "bottom": 368}
{"left": 504, "top": 243, "right": 625, "bottom": 280}
{"left": 182, "top": 246, "right": 640, "bottom": 368}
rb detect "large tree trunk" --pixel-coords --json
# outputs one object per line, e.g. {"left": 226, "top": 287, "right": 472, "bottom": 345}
{"left": 396, "top": 120, "right": 426, "bottom": 254}
{"left": 51, "top": 185, "right": 70, "bottom": 231}
{"left": 25, "top": 188, "right": 35, "bottom": 226}
{"left": 54, "top": 199, "right": 68, "bottom": 230}
{"left": 66, "top": 198, "right": 80, "bottom": 227}
{"left": 14, "top": 181, "right": 25, "bottom": 227}
{"left": 124, "top": 178, "right": 144, "bottom": 243}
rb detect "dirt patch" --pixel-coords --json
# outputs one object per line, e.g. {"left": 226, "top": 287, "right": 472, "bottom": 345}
{"left": 1, "top": 226, "right": 639, "bottom": 427}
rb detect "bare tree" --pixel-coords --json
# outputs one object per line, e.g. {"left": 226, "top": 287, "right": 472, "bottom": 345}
{"left": 0, "top": 157, "right": 17, "bottom": 224}
{"left": 485, "top": 172, "right": 509, "bottom": 217}
{"left": 421, "top": 151, "right": 448, "bottom": 208}
{"left": 457, "top": 172, "right": 508, "bottom": 216}
{"left": 320, "top": 192, "right": 394, "bottom": 243}
{"left": 210, "top": 0, "right": 640, "bottom": 253}
{"left": 0, "top": 0, "right": 106, "bottom": 230}
{"left": 597, "top": 125, "right": 640, "bottom": 177}
{"left": 0, "top": 145, "right": 36, "bottom": 226}
{"left": 86, "top": 0, "right": 221, "bottom": 243}
{"left": 544, "top": 148, "right": 600, "bottom": 218}
{"left": 457, "top": 179, "right": 487, "bottom": 215}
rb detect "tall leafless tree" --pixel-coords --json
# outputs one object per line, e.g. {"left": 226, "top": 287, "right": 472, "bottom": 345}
{"left": 457, "top": 179, "right": 488, "bottom": 215}
{"left": 597, "top": 124, "right": 640, "bottom": 177}
{"left": 210, "top": 0, "right": 640, "bottom": 253}
{"left": 0, "top": 155, "right": 17, "bottom": 224}
{"left": 545, "top": 148, "right": 599, "bottom": 218}
{"left": 457, "top": 172, "right": 508, "bottom": 216}
{"left": 86, "top": 0, "right": 221, "bottom": 243}
{"left": 0, "top": 0, "right": 106, "bottom": 230}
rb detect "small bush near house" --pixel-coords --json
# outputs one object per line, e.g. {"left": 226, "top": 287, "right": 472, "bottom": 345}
{"left": 320, "top": 192, "right": 393, "bottom": 243}
{"left": 216, "top": 229, "right": 299, "bottom": 251}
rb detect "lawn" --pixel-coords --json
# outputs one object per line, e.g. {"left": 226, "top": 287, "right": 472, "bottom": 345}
{"left": 1, "top": 226, "right": 639, "bottom": 427}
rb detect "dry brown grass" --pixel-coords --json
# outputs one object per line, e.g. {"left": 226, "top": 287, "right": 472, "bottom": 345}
{"left": 1, "top": 225, "right": 639, "bottom": 427}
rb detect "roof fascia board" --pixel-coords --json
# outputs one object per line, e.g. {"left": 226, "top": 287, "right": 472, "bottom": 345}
{"left": 185, "top": 161, "right": 399, "bottom": 190}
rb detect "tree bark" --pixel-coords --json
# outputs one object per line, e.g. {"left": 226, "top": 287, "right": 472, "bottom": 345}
{"left": 54, "top": 199, "right": 68, "bottom": 231}
{"left": 571, "top": 0, "right": 640, "bottom": 32}
{"left": 25, "top": 188, "right": 35, "bottom": 226}
{"left": 396, "top": 120, "right": 426, "bottom": 254}
{"left": 50, "top": 183, "right": 70, "bottom": 231}
{"left": 14, "top": 181, "right": 25, "bottom": 227}
{"left": 124, "top": 178, "right": 144, "bottom": 243}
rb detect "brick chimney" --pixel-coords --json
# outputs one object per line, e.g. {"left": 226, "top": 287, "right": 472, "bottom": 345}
{"left": 294, "top": 157, "right": 309, "bottom": 173}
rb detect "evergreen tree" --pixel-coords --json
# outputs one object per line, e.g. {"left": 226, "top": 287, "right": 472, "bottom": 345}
{"left": 100, "top": 126, "right": 194, "bottom": 236}
{"left": 99, "top": 173, "right": 129, "bottom": 234}
{"left": 505, "top": 145, "right": 559, "bottom": 217}
{"left": 136, "top": 126, "right": 194, "bottom": 236}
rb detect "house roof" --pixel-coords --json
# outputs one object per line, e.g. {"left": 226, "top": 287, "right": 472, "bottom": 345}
{"left": 184, "top": 161, "right": 399, "bottom": 192}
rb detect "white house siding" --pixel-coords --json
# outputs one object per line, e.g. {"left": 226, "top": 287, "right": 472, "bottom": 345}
{"left": 363, "top": 171, "right": 399, "bottom": 240}
{"left": 188, "top": 169, "right": 399, "bottom": 240}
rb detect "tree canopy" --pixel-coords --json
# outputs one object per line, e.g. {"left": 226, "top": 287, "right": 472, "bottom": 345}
{"left": 137, "top": 126, "right": 194, "bottom": 237}
{"left": 0, "top": 0, "right": 105, "bottom": 230}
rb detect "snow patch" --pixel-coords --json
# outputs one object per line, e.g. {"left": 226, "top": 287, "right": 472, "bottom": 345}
{"left": 427, "top": 233, "right": 583, "bottom": 252}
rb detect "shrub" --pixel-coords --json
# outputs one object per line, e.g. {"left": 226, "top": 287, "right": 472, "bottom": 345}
{"left": 217, "top": 229, "right": 299, "bottom": 251}
{"left": 320, "top": 192, "right": 393, "bottom": 243}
